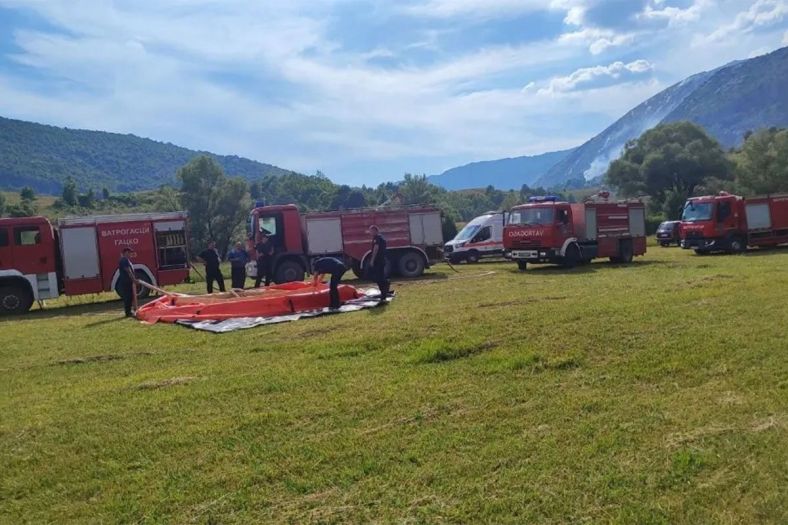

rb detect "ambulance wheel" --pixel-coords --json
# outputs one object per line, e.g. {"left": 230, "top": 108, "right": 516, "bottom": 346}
{"left": 397, "top": 251, "right": 425, "bottom": 278}
{"left": 274, "top": 259, "right": 305, "bottom": 283}
{"left": 466, "top": 250, "right": 480, "bottom": 264}
{"left": 134, "top": 271, "right": 152, "bottom": 299}
{"left": 517, "top": 261, "right": 527, "bottom": 271}
{"left": 694, "top": 249, "right": 709, "bottom": 256}
{"left": 0, "top": 284, "right": 33, "bottom": 314}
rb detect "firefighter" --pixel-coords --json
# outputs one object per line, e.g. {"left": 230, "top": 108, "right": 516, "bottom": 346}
{"left": 368, "top": 225, "right": 389, "bottom": 304}
{"left": 117, "top": 247, "right": 138, "bottom": 317}
{"left": 312, "top": 257, "right": 348, "bottom": 309}
{"left": 254, "top": 234, "right": 274, "bottom": 288}
{"left": 227, "top": 241, "right": 249, "bottom": 289}
{"left": 197, "top": 240, "right": 225, "bottom": 293}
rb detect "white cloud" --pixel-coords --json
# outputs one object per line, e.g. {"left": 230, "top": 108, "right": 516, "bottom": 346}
{"left": 401, "top": 0, "right": 550, "bottom": 18}
{"left": 783, "top": 30, "right": 788, "bottom": 44}
{"left": 564, "top": 6, "right": 585, "bottom": 26}
{"left": 534, "top": 60, "right": 655, "bottom": 95}
{"left": 639, "top": 0, "right": 709, "bottom": 26}
{"left": 703, "top": 0, "right": 787, "bottom": 43}
{"left": 559, "top": 27, "right": 636, "bottom": 54}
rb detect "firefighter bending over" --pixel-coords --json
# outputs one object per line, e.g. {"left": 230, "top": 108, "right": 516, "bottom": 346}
{"left": 312, "top": 257, "right": 347, "bottom": 309}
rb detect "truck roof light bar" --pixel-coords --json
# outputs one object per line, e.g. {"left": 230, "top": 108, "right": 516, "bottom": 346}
{"left": 527, "top": 195, "right": 560, "bottom": 203}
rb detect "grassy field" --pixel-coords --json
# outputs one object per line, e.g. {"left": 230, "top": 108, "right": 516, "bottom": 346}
{"left": 1, "top": 244, "right": 786, "bottom": 523}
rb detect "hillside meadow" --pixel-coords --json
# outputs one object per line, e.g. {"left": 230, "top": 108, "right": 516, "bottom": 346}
{"left": 1, "top": 244, "right": 786, "bottom": 523}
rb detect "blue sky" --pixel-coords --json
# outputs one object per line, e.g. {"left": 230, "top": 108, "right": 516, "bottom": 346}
{"left": 0, "top": 0, "right": 786, "bottom": 186}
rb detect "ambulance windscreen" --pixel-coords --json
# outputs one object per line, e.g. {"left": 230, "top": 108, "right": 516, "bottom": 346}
{"left": 454, "top": 224, "right": 480, "bottom": 241}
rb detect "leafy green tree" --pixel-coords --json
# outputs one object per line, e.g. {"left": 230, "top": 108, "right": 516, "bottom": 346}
{"left": 154, "top": 186, "right": 181, "bottom": 212}
{"left": 178, "top": 156, "right": 249, "bottom": 255}
{"left": 0, "top": 192, "right": 6, "bottom": 216}
{"left": 730, "top": 128, "right": 788, "bottom": 195}
{"left": 62, "top": 177, "right": 78, "bottom": 206}
{"left": 249, "top": 180, "right": 262, "bottom": 201}
{"left": 398, "top": 174, "right": 439, "bottom": 205}
{"left": 102, "top": 187, "right": 111, "bottom": 200}
{"left": 606, "top": 121, "right": 732, "bottom": 219}
{"left": 20, "top": 187, "right": 35, "bottom": 201}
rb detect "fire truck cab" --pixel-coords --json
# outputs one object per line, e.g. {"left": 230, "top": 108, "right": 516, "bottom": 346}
{"left": 680, "top": 191, "right": 788, "bottom": 253}
{"left": 503, "top": 194, "right": 647, "bottom": 270}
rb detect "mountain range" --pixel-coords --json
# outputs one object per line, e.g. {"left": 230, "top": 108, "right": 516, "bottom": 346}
{"left": 427, "top": 149, "right": 575, "bottom": 190}
{"left": 0, "top": 117, "right": 290, "bottom": 193}
{"left": 433, "top": 46, "right": 788, "bottom": 191}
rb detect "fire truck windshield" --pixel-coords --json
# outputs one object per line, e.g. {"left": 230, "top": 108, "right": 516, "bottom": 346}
{"left": 509, "top": 208, "right": 554, "bottom": 226}
{"left": 455, "top": 224, "right": 480, "bottom": 241}
{"left": 681, "top": 202, "right": 713, "bottom": 222}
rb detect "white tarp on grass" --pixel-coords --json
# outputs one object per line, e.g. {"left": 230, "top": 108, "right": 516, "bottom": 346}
{"left": 175, "top": 288, "right": 392, "bottom": 333}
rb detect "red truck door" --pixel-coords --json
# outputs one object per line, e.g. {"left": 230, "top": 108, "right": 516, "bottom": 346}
{"left": 10, "top": 223, "right": 53, "bottom": 275}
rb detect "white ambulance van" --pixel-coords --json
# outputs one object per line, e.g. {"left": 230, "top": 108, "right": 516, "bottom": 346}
{"left": 444, "top": 211, "right": 508, "bottom": 263}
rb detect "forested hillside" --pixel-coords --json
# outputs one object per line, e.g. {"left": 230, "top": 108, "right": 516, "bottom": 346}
{"left": 0, "top": 117, "right": 290, "bottom": 193}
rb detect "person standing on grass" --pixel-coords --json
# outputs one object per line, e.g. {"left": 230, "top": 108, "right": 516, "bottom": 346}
{"left": 227, "top": 241, "right": 249, "bottom": 289}
{"left": 116, "top": 247, "right": 138, "bottom": 317}
{"left": 254, "top": 234, "right": 274, "bottom": 288}
{"left": 312, "top": 257, "right": 348, "bottom": 309}
{"left": 196, "top": 240, "right": 225, "bottom": 293}
{"left": 368, "top": 225, "right": 389, "bottom": 304}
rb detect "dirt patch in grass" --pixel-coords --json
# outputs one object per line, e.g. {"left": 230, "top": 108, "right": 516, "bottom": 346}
{"left": 135, "top": 376, "right": 198, "bottom": 390}
{"left": 687, "top": 274, "right": 735, "bottom": 287}
{"left": 411, "top": 340, "right": 497, "bottom": 364}
{"left": 55, "top": 352, "right": 153, "bottom": 366}
{"left": 478, "top": 296, "right": 567, "bottom": 308}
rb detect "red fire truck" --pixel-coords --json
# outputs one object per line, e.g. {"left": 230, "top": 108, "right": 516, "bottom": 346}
{"left": 0, "top": 212, "right": 190, "bottom": 314}
{"left": 246, "top": 204, "right": 444, "bottom": 282}
{"left": 680, "top": 192, "right": 788, "bottom": 254}
{"left": 503, "top": 193, "right": 647, "bottom": 270}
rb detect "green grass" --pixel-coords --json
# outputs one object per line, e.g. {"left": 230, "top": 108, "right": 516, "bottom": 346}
{"left": 2, "top": 244, "right": 787, "bottom": 523}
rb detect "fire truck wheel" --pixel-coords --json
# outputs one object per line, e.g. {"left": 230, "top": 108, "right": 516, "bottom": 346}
{"left": 134, "top": 271, "right": 152, "bottom": 299}
{"left": 517, "top": 261, "right": 527, "bottom": 271}
{"left": 0, "top": 284, "right": 34, "bottom": 314}
{"left": 618, "top": 240, "right": 634, "bottom": 263}
{"left": 729, "top": 236, "right": 746, "bottom": 253}
{"left": 351, "top": 259, "right": 364, "bottom": 279}
{"left": 274, "top": 259, "right": 305, "bottom": 283}
{"left": 466, "top": 250, "right": 480, "bottom": 264}
{"left": 397, "top": 251, "right": 425, "bottom": 278}
{"left": 563, "top": 244, "right": 580, "bottom": 268}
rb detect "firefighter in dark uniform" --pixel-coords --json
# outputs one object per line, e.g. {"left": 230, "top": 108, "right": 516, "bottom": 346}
{"left": 254, "top": 234, "right": 275, "bottom": 288}
{"left": 197, "top": 240, "right": 225, "bottom": 293}
{"left": 312, "top": 257, "right": 348, "bottom": 309}
{"left": 368, "top": 225, "right": 389, "bottom": 304}
{"left": 116, "top": 247, "right": 138, "bottom": 317}
{"left": 227, "top": 241, "right": 249, "bottom": 289}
